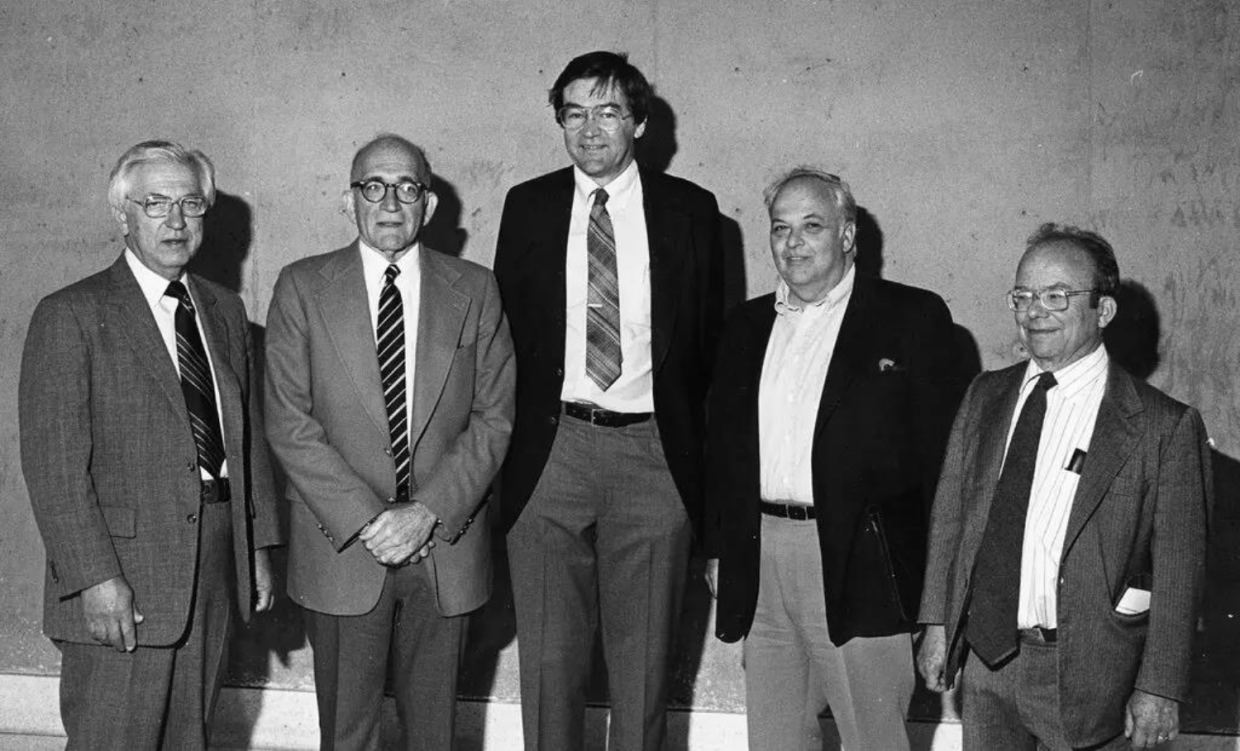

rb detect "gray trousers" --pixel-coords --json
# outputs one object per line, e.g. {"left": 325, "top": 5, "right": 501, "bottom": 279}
{"left": 744, "top": 513, "right": 914, "bottom": 751}
{"left": 508, "top": 415, "right": 691, "bottom": 751}
{"left": 58, "top": 499, "right": 234, "bottom": 751}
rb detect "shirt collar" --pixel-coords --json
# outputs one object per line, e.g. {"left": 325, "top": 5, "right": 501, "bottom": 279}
{"left": 124, "top": 248, "right": 188, "bottom": 308}
{"left": 774, "top": 265, "right": 856, "bottom": 318}
{"left": 573, "top": 159, "right": 640, "bottom": 210}
{"left": 1021, "top": 342, "right": 1109, "bottom": 397}
{"left": 358, "top": 238, "right": 422, "bottom": 285}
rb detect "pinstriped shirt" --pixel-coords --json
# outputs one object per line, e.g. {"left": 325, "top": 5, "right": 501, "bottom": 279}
{"left": 1012, "top": 344, "right": 1109, "bottom": 628}
{"left": 124, "top": 249, "right": 228, "bottom": 479}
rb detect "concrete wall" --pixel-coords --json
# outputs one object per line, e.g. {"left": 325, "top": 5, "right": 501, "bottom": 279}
{"left": 2, "top": 0, "right": 1237, "bottom": 733}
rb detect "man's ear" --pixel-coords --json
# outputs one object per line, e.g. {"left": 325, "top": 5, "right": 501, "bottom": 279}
{"left": 112, "top": 205, "right": 131, "bottom": 237}
{"left": 634, "top": 120, "right": 647, "bottom": 140}
{"left": 421, "top": 191, "right": 439, "bottom": 226}
{"left": 1097, "top": 294, "right": 1118, "bottom": 329}
{"left": 342, "top": 189, "right": 355, "bottom": 218}
{"left": 841, "top": 221, "right": 858, "bottom": 255}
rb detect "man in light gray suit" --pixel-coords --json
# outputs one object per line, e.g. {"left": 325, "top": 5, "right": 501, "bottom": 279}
{"left": 918, "top": 224, "right": 1212, "bottom": 750}
{"left": 20, "top": 140, "right": 281, "bottom": 749}
{"left": 264, "top": 134, "right": 515, "bottom": 751}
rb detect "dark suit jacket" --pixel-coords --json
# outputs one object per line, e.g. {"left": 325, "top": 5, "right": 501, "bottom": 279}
{"left": 706, "top": 275, "right": 966, "bottom": 645}
{"left": 493, "top": 166, "right": 723, "bottom": 532}
{"left": 264, "top": 243, "right": 515, "bottom": 617}
{"left": 919, "top": 361, "right": 1213, "bottom": 747}
{"left": 19, "top": 254, "right": 281, "bottom": 645}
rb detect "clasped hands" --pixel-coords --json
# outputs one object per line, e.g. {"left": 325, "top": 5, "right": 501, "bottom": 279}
{"left": 359, "top": 501, "right": 438, "bottom": 567}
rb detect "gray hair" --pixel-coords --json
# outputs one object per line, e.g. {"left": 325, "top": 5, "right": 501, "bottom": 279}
{"left": 107, "top": 140, "right": 216, "bottom": 211}
{"left": 763, "top": 166, "right": 856, "bottom": 225}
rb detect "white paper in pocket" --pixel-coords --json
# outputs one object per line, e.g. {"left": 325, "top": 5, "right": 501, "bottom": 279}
{"left": 1115, "top": 587, "right": 1151, "bottom": 616}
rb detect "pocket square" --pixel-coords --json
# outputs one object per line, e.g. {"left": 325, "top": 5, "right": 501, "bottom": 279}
{"left": 877, "top": 358, "right": 903, "bottom": 372}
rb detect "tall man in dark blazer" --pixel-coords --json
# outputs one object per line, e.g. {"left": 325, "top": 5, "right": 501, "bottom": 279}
{"left": 704, "top": 168, "right": 966, "bottom": 750}
{"left": 19, "top": 140, "right": 281, "bottom": 749}
{"left": 265, "top": 135, "right": 515, "bottom": 750}
{"left": 918, "top": 224, "right": 1213, "bottom": 749}
{"left": 494, "top": 51, "right": 723, "bottom": 751}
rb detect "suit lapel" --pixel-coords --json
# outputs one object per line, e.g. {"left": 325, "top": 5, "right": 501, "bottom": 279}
{"left": 812, "top": 275, "right": 872, "bottom": 439}
{"left": 643, "top": 170, "right": 690, "bottom": 373}
{"left": 1061, "top": 365, "right": 1143, "bottom": 556}
{"left": 960, "top": 368, "right": 1025, "bottom": 556}
{"left": 318, "top": 243, "right": 389, "bottom": 436}
{"left": 104, "top": 256, "right": 186, "bottom": 417}
{"left": 410, "top": 247, "right": 468, "bottom": 449}
{"left": 190, "top": 278, "right": 244, "bottom": 450}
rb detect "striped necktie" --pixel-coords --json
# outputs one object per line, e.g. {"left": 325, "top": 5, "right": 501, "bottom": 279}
{"left": 377, "top": 264, "right": 411, "bottom": 501}
{"left": 586, "top": 188, "right": 622, "bottom": 391}
{"left": 165, "top": 281, "right": 226, "bottom": 479}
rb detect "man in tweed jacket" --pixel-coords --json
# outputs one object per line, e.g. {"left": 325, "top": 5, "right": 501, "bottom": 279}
{"left": 918, "top": 224, "right": 1212, "bottom": 750}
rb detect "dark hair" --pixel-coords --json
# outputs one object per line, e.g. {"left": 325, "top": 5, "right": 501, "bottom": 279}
{"left": 1026, "top": 222, "right": 1120, "bottom": 306}
{"left": 548, "top": 51, "right": 653, "bottom": 126}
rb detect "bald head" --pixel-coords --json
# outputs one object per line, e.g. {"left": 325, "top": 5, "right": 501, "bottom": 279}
{"left": 350, "top": 135, "right": 432, "bottom": 184}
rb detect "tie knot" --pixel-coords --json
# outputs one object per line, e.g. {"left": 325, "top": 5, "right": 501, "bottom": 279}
{"left": 1035, "top": 371, "right": 1058, "bottom": 391}
{"left": 165, "top": 281, "right": 192, "bottom": 309}
{"left": 384, "top": 264, "right": 400, "bottom": 284}
{"left": 592, "top": 188, "right": 609, "bottom": 209}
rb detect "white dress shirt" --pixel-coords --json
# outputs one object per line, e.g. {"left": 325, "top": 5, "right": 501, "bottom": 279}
{"left": 359, "top": 240, "right": 421, "bottom": 436}
{"left": 758, "top": 267, "right": 856, "bottom": 505}
{"left": 124, "top": 249, "right": 228, "bottom": 479}
{"left": 561, "top": 160, "right": 654, "bottom": 412}
{"left": 1011, "top": 344, "right": 1109, "bottom": 628}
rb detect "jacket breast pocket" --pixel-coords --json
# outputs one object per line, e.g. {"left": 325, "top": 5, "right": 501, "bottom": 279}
{"left": 100, "top": 506, "right": 136, "bottom": 538}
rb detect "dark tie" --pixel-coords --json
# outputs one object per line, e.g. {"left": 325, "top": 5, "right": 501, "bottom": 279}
{"left": 586, "top": 188, "right": 622, "bottom": 391}
{"left": 966, "top": 371, "right": 1058, "bottom": 666}
{"left": 377, "top": 265, "right": 411, "bottom": 501}
{"left": 165, "top": 281, "right": 226, "bottom": 479}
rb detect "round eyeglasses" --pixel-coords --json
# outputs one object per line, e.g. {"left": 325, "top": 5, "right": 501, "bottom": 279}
{"left": 557, "top": 105, "right": 634, "bottom": 133}
{"left": 1007, "top": 288, "right": 1096, "bottom": 312}
{"left": 351, "top": 179, "right": 428, "bottom": 205}
{"left": 128, "top": 195, "right": 209, "bottom": 218}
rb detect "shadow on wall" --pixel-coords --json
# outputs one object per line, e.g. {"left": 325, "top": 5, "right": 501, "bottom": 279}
{"left": 423, "top": 177, "right": 468, "bottom": 259}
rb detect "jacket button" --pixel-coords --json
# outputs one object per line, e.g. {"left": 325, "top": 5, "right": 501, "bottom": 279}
{"left": 383, "top": 447, "right": 392, "bottom": 456}
{"left": 187, "top": 462, "right": 196, "bottom": 472}
{"left": 547, "top": 415, "right": 559, "bottom": 426}
{"left": 187, "top": 513, "right": 198, "bottom": 524}
{"left": 555, "top": 367, "right": 564, "bottom": 377}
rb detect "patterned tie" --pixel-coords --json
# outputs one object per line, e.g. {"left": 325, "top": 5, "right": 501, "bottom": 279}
{"left": 586, "top": 188, "right": 622, "bottom": 391}
{"left": 377, "top": 265, "right": 411, "bottom": 501}
{"left": 165, "top": 281, "right": 226, "bottom": 479}
{"left": 967, "top": 371, "right": 1058, "bottom": 666}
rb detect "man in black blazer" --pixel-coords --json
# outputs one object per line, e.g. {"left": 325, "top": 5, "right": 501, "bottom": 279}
{"left": 704, "top": 169, "right": 966, "bottom": 750}
{"left": 494, "top": 50, "right": 723, "bottom": 751}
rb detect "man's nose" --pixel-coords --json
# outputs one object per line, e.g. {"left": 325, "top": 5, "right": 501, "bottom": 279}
{"left": 165, "top": 203, "right": 187, "bottom": 229}
{"left": 381, "top": 187, "right": 401, "bottom": 211}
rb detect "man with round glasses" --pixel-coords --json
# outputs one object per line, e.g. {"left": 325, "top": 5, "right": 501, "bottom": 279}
{"left": 265, "top": 134, "right": 514, "bottom": 750}
{"left": 494, "top": 50, "right": 724, "bottom": 751}
{"left": 919, "top": 224, "right": 1212, "bottom": 749}
{"left": 19, "top": 140, "right": 281, "bottom": 748}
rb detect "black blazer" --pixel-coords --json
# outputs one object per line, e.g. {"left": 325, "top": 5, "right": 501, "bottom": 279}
{"left": 494, "top": 166, "right": 723, "bottom": 533}
{"left": 705, "top": 274, "right": 968, "bottom": 645}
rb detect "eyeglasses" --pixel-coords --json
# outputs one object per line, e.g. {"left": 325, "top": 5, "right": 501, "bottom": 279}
{"left": 350, "top": 179, "right": 427, "bottom": 205}
{"left": 557, "top": 105, "right": 634, "bottom": 132}
{"left": 1007, "top": 288, "right": 1096, "bottom": 311}
{"left": 128, "top": 195, "right": 209, "bottom": 218}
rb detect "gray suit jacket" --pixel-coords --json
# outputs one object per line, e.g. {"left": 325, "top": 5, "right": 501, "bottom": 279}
{"left": 264, "top": 242, "right": 515, "bottom": 617}
{"left": 920, "top": 359, "right": 1213, "bottom": 746}
{"left": 19, "top": 254, "right": 281, "bottom": 645}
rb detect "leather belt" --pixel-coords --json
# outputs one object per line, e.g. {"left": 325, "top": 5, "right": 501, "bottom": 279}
{"left": 201, "top": 478, "right": 231, "bottom": 504}
{"left": 1018, "top": 626, "right": 1057, "bottom": 644}
{"left": 759, "top": 500, "right": 816, "bottom": 520}
{"left": 562, "top": 402, "right": 652, "bottom": 428}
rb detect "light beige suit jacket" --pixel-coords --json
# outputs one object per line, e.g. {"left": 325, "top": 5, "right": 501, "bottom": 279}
{"left": 264, "top": 242, "right": 515, "bottom": 617}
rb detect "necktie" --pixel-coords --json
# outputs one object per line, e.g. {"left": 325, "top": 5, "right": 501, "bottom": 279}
{"left": 586, "top": 188, "right": 622, "bottom": 391}
{"left": 966, "top": 371, "right": 1058, "bottom": 666}
{"left": 165, "top": 281, "right": 226, "bottom": 479}
{"left": 377, "top": 265, "right": 411, "bottom": 501}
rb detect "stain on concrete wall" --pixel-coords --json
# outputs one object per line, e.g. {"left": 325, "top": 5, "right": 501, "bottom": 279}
{"left": 1, "top": 0, "right": 1236, "bottom": 725}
